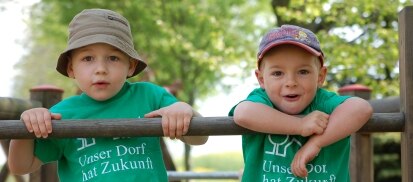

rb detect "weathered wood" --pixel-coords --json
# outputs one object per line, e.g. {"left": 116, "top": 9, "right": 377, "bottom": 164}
{"left": 359, "top": 112, "right": 404, "bottom": 133}
{"left": 0, "top": 113, "right": 403, "bottom": 139}
{"left": 0, "top": 97, "right": 41, "bottom": 120}
{"left": 167, "top": 171, "right": 240, "bottom": 180}
{"left": 350, "top": 134, "right": 373, "bottom": 182}
{"left": 369, "top": 96, "right": 400, "bottom": 113}
{"left": 399, "top": 6, "right": 413, "bottom": 182}
{"left": 29, "top": 85, "right": 63, "bottom": 182}
{"left": 340, "top": 84, "right": 373, "bottom": 182}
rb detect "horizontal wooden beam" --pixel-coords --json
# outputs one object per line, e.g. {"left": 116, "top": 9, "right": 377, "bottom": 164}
{"left": 167, "top": 171, "right": 240, "bottom": 180}
{"left": 0, "top": 97, "right": 41, "bottom": 120}
{"left": 0, "top": 113, "right": 404, "bottom": 139}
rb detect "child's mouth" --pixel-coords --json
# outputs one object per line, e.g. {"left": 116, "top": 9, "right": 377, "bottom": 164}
{"left": 284, "top": 94, "right": 300, "bottom": 101}
{"left": 93, "top": 81, "right": 109, "bottom": 88}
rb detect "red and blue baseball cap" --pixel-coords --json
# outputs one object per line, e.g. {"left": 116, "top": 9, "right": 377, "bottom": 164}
{"left": 257, "top": 24, "right": 324, "bottom": 68}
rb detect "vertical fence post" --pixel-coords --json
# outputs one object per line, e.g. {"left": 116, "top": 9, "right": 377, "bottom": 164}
{"left": 29, "top": 85, "right": 63, "bottom": 182}
{"left": 399, "top": 6, "right": 413, "bottom": 182}
{"left": 338, "top": 84, "right": 373, "bottom": 182}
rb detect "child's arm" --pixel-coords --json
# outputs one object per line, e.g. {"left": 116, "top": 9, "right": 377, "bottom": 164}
{"left": 144, "top": 102, "right": 208, "bottom": 145}
{"left": 291, "top": 97, "right": 373, "bottom": 177}
{"left": 8, "top": 108, "right": 61, "bottom": 175}
{"left": 233, "top": 101, "right": 329, "bottom": 136}
{"left": 8, "top": 139, "right": 42, "bottom": 175}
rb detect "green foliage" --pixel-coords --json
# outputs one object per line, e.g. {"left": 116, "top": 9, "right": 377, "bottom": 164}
{"left": 373, "top": 133, "right": 401, "bottom": 182}
{"left": 13, "top": 0, "right": 409, "bottom": 101}
{"left": 173, "top": 152, "right": 243, "bottom": 182}
{"left": 191, "top": 152, "right": 243, "bottom": 171}
{"left": 13, "top": 0, "right": 260, "bottom": 103}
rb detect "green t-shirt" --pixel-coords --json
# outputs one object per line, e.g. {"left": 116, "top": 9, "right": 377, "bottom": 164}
{"left": 229, "top": 88, "right": 351, "bottom": 182}
{"left": 34, "top": 81, "right": 177, "bottom": 182}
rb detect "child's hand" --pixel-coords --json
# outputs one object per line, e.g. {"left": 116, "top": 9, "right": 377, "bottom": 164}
{"left": 20, "top": 108, "right": 61, "bottom": 138}
{"left": 144, "top": 102, "right": 192, "bottom": 139}
{"left": 290, "top": 142, "right": 321, "bottom": 178}
{"left": 299, "top": 111, "right": 329, "bottom": 137}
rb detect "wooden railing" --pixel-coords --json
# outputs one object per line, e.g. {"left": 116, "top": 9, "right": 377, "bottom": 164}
{"left": 0, "top": 113, "right": 405, "bottom": 139}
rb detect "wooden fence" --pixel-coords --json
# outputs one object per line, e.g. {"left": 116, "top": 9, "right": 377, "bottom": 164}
{"left": 0, "top": 5, "right": 412, "bottom": 182}
{"left": 0, "top": 113, "right": 405, "bottom": 139}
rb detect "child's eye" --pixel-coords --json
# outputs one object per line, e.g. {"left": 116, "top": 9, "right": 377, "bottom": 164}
{"left": 108, "top": 56, "right": 120, "bottom": 61}
{"left": 82, "top": 56, "right": 94, "bottom": 62}
{"left": 299, "top": 70, "right": 310, "bottom": 75}
{"left": 272, "top": 71, "right": 283, "bottom": 77}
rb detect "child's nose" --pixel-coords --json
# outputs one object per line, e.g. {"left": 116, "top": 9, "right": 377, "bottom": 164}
{"left": 95, "top": 59, "right": 108, "bottom": 74}
{"left": 285, "top": 76, "right": 298, "bottom": 87}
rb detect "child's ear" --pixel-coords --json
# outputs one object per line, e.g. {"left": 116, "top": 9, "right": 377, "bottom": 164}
{"left": 127, "top": 59, "right": 138, "bottom": 77}
{"left": 255, "top": 69, "right": 265, "bottom": 88}
{"left": 317, "top": 66, "right": 327, "bottom": 87}
{"left": 66, "top": 60, "right": 75, "bottom": 78}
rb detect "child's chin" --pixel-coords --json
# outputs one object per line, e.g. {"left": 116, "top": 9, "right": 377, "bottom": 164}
{"left": 89, "top": 94, "right": 112, "bottom": 101}
{"left": 280, "top": 108, "right": 303, "bottom": 115}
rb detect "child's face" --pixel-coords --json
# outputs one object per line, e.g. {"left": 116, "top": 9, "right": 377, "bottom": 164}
{"left": 67, "top": 43, "right": 137, "bottom": 101}
{"left": 255, "top": 45, "right": 327, "bottom": 114}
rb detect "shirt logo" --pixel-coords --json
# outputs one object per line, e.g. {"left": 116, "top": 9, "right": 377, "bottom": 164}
{"left": 265, "top": 135, "right": 302, "bottom": 157}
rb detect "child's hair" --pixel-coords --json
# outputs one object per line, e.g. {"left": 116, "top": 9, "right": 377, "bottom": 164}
{"left": 56, "top": 9, "right": 147, "bottom": 77}
{"left": 257, "top": 25, "right": 324, "bottom": 69}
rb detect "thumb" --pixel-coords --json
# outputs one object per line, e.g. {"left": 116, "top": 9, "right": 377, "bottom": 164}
{"left": 51, "top": 113, "right": 62, "bottom": 120}
{"left": 144, "top": 109, "right": 162, "bottom": 118}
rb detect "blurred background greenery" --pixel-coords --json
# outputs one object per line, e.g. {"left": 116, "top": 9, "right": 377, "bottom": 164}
{"left": 1, "top": 0, "right": 411, "bottom": 181}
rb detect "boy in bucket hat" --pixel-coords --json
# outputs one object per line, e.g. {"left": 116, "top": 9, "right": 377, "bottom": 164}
{"left": 229, "top": 25, "right": 372, "bottom": 181}
{"left": 9, "top": 9, "right": 208, "bottom": 181}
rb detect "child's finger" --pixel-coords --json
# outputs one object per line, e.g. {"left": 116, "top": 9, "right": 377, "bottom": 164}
{"left": 161, "top": 116, "right": 170, "bottom": 137}
{"left": 29, "top": 114, "right": 41, "bottom": 138}
{"left": 168, "top": 116, "right": 177, "bottom": 139}
{"left": 36, "top": 112, "right": 49, "bottom": 138}
{"left": 21, "top": 113, "right": 33, "bottom": 133}
{"left": 318, "top": 119, "right": 327, "bottom": 128}
{"left": 292, "top": 153, "right": 308, "bottom": 178}
{"left": 182, "top": 115, "right": 191, "bottom": 135}
{"left": 144, "top": 110, "right": 161, "bottom": 118}
{"left": 312, "top": 124, "right": 324, "bottom": 135}
{"left": 44, "top": 111, "right": 53, "bottom": 134}
{"left": 291, "top": 155, "right": 300, "bottom": 177}
{"left": 298, "top": 158, "right": 308, "bottom": 177}
{"left": 175, "top": 115, "right": 184, "bottom": 138}
{"left": 51, "top": 113, "right": 62, "bottom": 120}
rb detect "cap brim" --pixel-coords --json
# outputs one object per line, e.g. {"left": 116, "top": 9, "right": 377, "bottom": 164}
{"left": 258, "top": 40, "right": 324, "bottom": 67}
{"left": 57, "top": 34, "right": 147, "bottom": 77}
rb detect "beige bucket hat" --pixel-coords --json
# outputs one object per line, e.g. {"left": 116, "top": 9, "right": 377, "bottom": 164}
{"left": 56, "top": 8, "right": 147, "bottom": 77}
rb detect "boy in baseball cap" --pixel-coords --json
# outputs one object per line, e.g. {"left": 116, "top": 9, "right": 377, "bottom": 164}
{"left": 229, "top": 25, "right": 372, "bottom": 180}
{"left": 9, "top": 9, "right": 207, "bottom": 181}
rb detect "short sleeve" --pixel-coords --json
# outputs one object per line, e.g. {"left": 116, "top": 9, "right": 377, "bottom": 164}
{"left": 34, "top": 138, "right": 67, "bottom": 163}
{"left": 158, "top": 87, "right": 178, "bottom": 108}
{"left": 304, "top": 88, "right": 351, "bottom": 115}
{"left": 228, "top": 88, "right": 273, "bottom": 116}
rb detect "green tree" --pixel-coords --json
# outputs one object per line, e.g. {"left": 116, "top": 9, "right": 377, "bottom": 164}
{"left": 13, "top": 0, "right": 261, "bottom": 101}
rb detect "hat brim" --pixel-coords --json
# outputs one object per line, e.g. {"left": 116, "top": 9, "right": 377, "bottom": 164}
{"left": 258, "top": 40, "right": 324, "bottom": 67}
{"left": 56, "top": 34, "right": 147, "bottom": 77}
